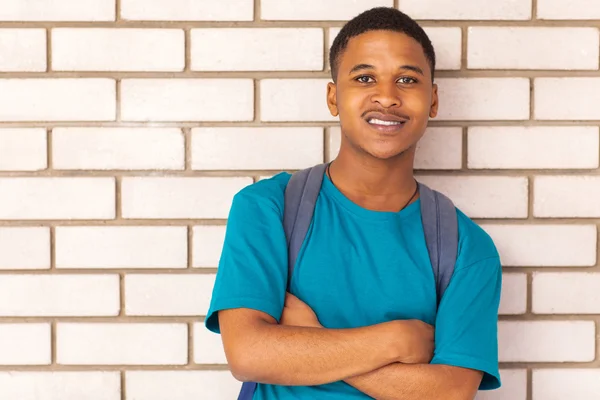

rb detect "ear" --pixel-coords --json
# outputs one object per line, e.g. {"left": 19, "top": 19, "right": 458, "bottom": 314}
{"left": 429, "top": 83, "right": 439, "bottom": 118}
{"left": 327, "top": 82, "right": 339, "bottom": 117}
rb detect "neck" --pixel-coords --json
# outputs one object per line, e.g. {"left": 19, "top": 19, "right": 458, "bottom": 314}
{"left": 330, "top": 145, "right": 416, "bottom": 196}
{"left": 328, "top": 144, "right": 418, "bottom": 213}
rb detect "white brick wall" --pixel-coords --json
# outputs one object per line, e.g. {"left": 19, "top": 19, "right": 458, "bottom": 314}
{"left": 0, "top": 129, "right": 47, "bottom": 171}
{"left": 0, "top": 372, "right": 120, "bottom": 400}
{"left": 0, "top": 275, "right": 119, "bottom": 316}
{"left": 400, "top": 0, "right": 532, "bottom": 20}
{"left": 0, "top": 324, "right": 51, "bottom": 365}
{"left": 0, "top": 228, "right": 50, "bottom": 269}
{"left": 436, "top": 78, "right": 530, "bottom": 120}
{"left": 0, "top": 79, "right": 116, "bottom": 121}
{"left": 535, "top": 78, "right": 600, "bottom": 120}
{"left": 53, "top": 128, "right": 184, "bottom": 170}
{"left": 125, "top": 274, "right": 215, "bottom": 316}
{"left": 52, "top": 29, "right": 185, "bottom": 72}
{"left": 499, "top": 321, "right": 596, "bottom": 362}
{"left": 121, "top": 79, "right": 254, "bottom": 122}
{"left": 0, "top": 0, "right": 115, "bottom": 21}
{"left": 1, "top": 0, "right": 598, "bottom": 398}
{"left": 191, "top": 29, "right": 323, "bottom": 71}
{"left": 468, "top": 27, "right": 599, "bottom": 70}
{"left": 121, "top": 0, "right": 254, "bottom": 21}
{"left": 532, "top": 369, "right": 600, "bottom": 400}
{"left": 538, "top": 0, "right": 600, "bottom": 20}
{"left": 0, "top": 29, "right": 46, "bottom": 71}
{"left": 192, "top": 128, "right": 324, "bottom": 170}
{"left": 55, "top": 226, "right": 188, "bottom": 269}
{"left": 56, "top": 323, "right": 188, "bottom": 365}
{"left": 468, "top": 127, "right": 600, "bottom": 169}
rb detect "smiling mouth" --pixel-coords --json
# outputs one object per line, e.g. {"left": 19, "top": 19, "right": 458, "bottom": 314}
{"left": 367, "top": 118, "right": 405, "bottom": 126}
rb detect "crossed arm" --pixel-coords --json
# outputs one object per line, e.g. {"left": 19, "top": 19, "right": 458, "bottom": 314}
{"left": 219, "top": 294, "right": 483, "bottom": 400}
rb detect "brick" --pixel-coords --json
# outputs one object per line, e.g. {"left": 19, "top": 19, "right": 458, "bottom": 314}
{"left": 533, "top": 273, "right": 600, "bottom": 314}
{"left": 329, "top": 27, "right": 462, "bottom": 71}
{"left": 56, "top": 226, "right": 187, "bottom": 269}
{"left": 329, "top": 127, "right": 462, "bottom": 169}
{"left": 499, "top": 321, "right": 595, "bottom": 362}
{"left": 193, "top": 226, "right": 226, "bottom": 268}
{"left": 0, "top": 0, "right": 115, "bottom": 21}
{"left": 122, "top": 177, "right": 252, "bottom": 219}
{"left": 0, "top": 29, "right": 46, "bottom": 71}
{"left": 499, "top": 274, "right": 527, "bottom": 315}
{"left": 535, "top": 78, "right": 600, "bottom": 120}
{"left": 57, "top": 323, "right": 187, "bottom": 365}
{"left": 0, "top": 178, "right": 115, "bottom": 220}
{"left": 476, "top": 369, "right": 527, "bottom": 400}
{"left": 261, "top": 79, "right": 336, "bottom": 122}
{"left": 191, "top": 128, "right": 324, "bottom": 170}
{"left": 125, "top": 274, "right": 215, "bottom": 316}
{"left": 468, "top": 28, "right": 599, "bottom": 70}
{"left": 0, "top": 324, "right": 50, "bottom": 365}
{"left": 262, "top": 0, "right": 393, "bottom": 20}
{"left": 121, "top": 79, "right": 253, "bottom": 122}
{"left": 0, "top": 128, "right": 47, "bottom": 171}
{"left": 52, "top": 29, "right": 184, "bottom": 72}
{"left": 0, "top": 372, "right": 120, "bottom": 400}
{"left": 0, "top": 79, "right": 115, "bottom": 122}
{"left": 400, "top": 0, "right": 532, "bottom": 20}
{"left": 193, "top": 322, "right": 227, "bottom": 364}
{"left": 533, "top": 369, "right": 600, "bottom": 400}
{"left": 468, "top": 127, "right": 600, "bottom": 169}
{"left": 53, "top": 128, "right": 184, "bottom": 170}
{"left": 482, "top": 225, "right": 597, "bottom": 267}
{"left": 0, "top": 228, "right": 50, "bottom": 270}
{"left": 538, "top": 0, "right": 600, "bottom": 20}
{"left": 535, "top": 176, "right": 600, "bottom": 217}
{"left": 415, "top": 176, "right": 528, "bottom": 218}
{"left": 423, "top": 28, "right": 462, "bottom": 70}
{"left": 436, "top": 78, "right": 530, "bottom": 121}
{"left": 126, "top": 371, "right": 242, "bottom": 399}
{"left": 121, "top": 0, "right": 253, "bottom": 21}
{"left": 0, "top": 275, "right": 119, "bottom": 316}
{"left": 191, "top": 29, "right": 322, "bottom": 71}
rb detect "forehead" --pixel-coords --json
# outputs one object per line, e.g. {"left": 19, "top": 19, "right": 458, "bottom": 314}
{"left": 339, "top": 30, "right": 430, "bottom": 73}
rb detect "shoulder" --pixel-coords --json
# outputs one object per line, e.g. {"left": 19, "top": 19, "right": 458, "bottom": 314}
{"left": 231, "top": 172, "right": 291, "bottom": 218}
{"left": 454, "top": 207, "right": 500, "bottom": 272}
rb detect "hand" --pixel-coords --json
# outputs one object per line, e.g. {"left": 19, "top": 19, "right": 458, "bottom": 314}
{"left": 280, "top": 292, "right": 322, "bottom": 329}
{"left": 394, "top": 319, "right": 435, "bottom": 364}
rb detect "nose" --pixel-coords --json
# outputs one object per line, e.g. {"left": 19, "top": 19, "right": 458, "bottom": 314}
{"left": 370, "top": 81, "right": 402, "bottom": 108}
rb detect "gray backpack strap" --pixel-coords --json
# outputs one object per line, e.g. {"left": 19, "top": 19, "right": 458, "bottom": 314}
{"left": 418, "top": 182, "right": 458, "bottom": 306}
{"left": 283, "top": 164, "right": 327, "bottom": 286}
{"left": 237, "top": 164, "right": 327, "bottom": 400}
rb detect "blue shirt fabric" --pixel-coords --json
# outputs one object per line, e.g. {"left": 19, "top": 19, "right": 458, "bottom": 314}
{"left": 206, "top": 172, "right": 502, "bottom": 399}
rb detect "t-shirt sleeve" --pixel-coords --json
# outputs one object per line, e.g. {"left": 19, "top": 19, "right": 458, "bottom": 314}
{"left": 430, "top": 256, "right": 502, "bottom": 390}
{"left": 204, "top": 183, "right": 288, "bottom": 334}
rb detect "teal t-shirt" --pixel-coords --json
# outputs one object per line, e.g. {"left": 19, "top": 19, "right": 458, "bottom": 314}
{"left": 206, "top": 172, "right": 502, "bottom": 399}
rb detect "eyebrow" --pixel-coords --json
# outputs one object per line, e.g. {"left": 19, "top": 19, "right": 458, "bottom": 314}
{"left": 348, "top": 63, "right": 425, "bottom": 76}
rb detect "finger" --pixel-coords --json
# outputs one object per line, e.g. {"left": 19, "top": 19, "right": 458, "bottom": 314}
{"left": 284, "top": 292, "right": 296, "bottom": 306}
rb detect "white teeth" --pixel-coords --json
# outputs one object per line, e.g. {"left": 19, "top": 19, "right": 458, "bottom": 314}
{"left": 368, "top": 118, "right": 403, "bottom": 126}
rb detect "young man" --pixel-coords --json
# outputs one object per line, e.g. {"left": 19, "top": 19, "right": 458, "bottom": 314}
{"left": 206, "top": 7, "right": 501, "bottom": 400}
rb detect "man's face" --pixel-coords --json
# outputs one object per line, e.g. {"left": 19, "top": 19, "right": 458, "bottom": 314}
{"left": 327, "top": 30, "right": 438, "bottom": 161}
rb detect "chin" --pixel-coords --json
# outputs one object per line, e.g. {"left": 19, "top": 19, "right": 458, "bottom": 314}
{"left": 363, "top": 146, "right": 411, "bottom": 161}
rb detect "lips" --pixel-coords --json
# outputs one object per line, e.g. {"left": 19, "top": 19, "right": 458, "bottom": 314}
{"left": 364, "top": 111, "right": 409, "bottom": 132}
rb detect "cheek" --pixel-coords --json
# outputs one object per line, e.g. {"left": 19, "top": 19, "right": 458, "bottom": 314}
{"left": 337, "top": 89, "right": 368, "bottom": 116}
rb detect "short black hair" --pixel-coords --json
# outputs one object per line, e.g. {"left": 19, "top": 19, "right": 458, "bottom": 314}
{"left": 329, "top": 7, "right": 436, "bottom": 82}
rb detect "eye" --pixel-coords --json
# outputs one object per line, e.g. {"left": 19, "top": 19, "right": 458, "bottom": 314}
{"left": 355, "top": 75, "right": 375, "bottom": 83}
{"left": 397, "top": 77, "right": 418, "bottom": 85}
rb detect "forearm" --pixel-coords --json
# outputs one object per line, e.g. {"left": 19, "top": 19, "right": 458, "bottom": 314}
{"left": 344, "top": 363, "right": 481, "bottom": 400}
{"left": 225, "top": 318, "right": 399, "bottom": 386}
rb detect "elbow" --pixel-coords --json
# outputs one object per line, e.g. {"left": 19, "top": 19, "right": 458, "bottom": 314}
{"left": 228, "top": 350, "right": 260, "bottom": 382}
